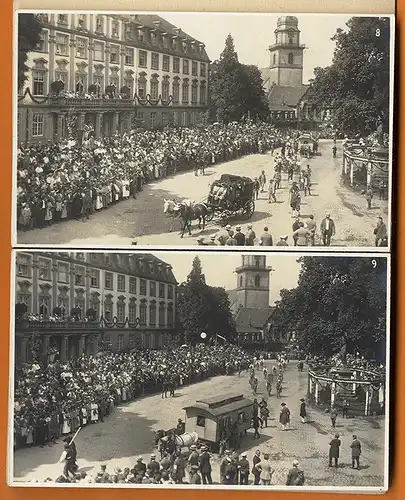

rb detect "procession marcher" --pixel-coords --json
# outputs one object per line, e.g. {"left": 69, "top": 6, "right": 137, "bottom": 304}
{"left": 238, "top": 452, "right": 250, "bottom": 485}
{"left": 252, "top": 450, "right": 262, "bottom": 485}
{"left": 330, "top": 405, "right": 338, "bottom": 428}
{"left": 245, "top": 223, "right": 256, "bottom": 246}
{"left": 292, "top": 216, "right": 301, "bottom": 246}
{"left": 342, "top": 399, "right": 350, "bottom": 418}
{"left": 366, "top": 187, "right": 374, "bottom": 209}
{"left": 259, "top": 227, "right": 273, "bottom": 246}
{"left": 259, "top": 170, "right": 267, "bottom": 192}
{"left": 188, "top": 444, "right": 200, "bottom": 482}
{"left": 306, "top": 215, "right": 317, "bottom": 246}
{"left": 147, "top": 454, "right": 160, "bottom": 480}
{"left": 199, "top": 445, "right": 213, "bottom": 484}
{"left": 220, "top": 453, "right": 229, "bottom": 484}
{"left": 329, "top": 433, "right": 341, "bottom": 468}
{"left": 276, "top": 379, "right": 283, "bottom": 398}
{"left": 332, "top": 145, "right": 337, "bottom": 158}
{"left": 224, "top": 456, "right": 238, "bottom": 485}
{"left": 279, "top": 402, "right": 290, "bottom": 431}
{"left": 320, "top": 213, "right": 336, "bottom": 246}
{"left": 350, "top": 435, "right": 362, "bottom": 469}
{"left": 252, "top": 415, "right": 262, "bottom": 439}
{"left": 253, "top": 178, "right": 260, "bottom": 199}
{"left": 172, "top": 451, "right": 186, "bottom": 484}
{"left": 268, "top": 179, "right": 276, "bottom": 203}
{"left": 299, "top": 398, "right": 307, "bottom": 424}
{"left": 286, "top": 460, "right": 305, "bottom": 486}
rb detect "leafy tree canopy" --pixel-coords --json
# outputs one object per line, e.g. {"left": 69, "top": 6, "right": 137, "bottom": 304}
{"left": 273, "top": 256, "right": 387, "bottom": 362}
{"left": 18, "top": 14, "right": 42, "bottom": 91}
{"left": 307, "top": 17, "right": 390, "bottom": 135}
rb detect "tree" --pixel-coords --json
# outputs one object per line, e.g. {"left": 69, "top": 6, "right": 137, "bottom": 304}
{"left": 307, "top": 17, "right": 390, "bottom": 135}
{"left": 177, "top": 257, "right": 236, "bottom": 344}
{"left": 18, "top": 14, "right": 42, "bottom": 91}
{"left": 272, "top": 257, "right": 387, "bottom": 362}
{"left": 209, "top": 35, "right": 269, "bottom": 122}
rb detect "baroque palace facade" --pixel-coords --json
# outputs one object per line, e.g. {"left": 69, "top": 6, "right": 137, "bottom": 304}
{"left": 14, "top": 252, "right": 177, "bottom": 365}
{"left": 18, "top": 13, "right": 210, "bottom": 143}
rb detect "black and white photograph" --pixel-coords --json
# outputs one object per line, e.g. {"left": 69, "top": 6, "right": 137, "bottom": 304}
{"left": 14, "top": 12, "right": 394, "bottom": 249}
{"left": 9, "top": 251, "right": 389, "bottom": 492}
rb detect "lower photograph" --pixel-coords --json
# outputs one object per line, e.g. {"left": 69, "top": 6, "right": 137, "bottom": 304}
{"left": 8, "top": 250, "right": 390, "bottom": 492}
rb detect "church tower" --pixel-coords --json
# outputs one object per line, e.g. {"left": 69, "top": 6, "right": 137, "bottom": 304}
{"left": 268, "top": 16, "right": 305, "bottom": 87}
{"left": 235, "top": 255, "right": 271, "bottom": 310}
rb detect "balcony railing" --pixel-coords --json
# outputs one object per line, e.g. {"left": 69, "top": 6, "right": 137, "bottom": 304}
{"left": 16, "top": 317, "right": 174, "bottom": 331}
{"left": 49, "top": 97, "right": 136, "bottom": 107}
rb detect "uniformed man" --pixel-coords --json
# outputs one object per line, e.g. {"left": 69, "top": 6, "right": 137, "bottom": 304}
{"left": 220, "top": 451, "right": 230, "bottom": 484}
{"left": 132, "top": 457, "right": 146, "bottom": 478}
{"left": 350, "top": 435, "right": 362, "bottom": 469}
{"left": 252, "top": 450, "right": 261, "bottom": 485}
{"left": 224, "top": 456, "right": 238, "bottom": 485}
{"left": 147, "top": 454, "right": 160, "bottom": 480}
{"left": 245, "top": 223, "right": 256, "bottom": 246}
{"left": 199, "top": 445, "right": 212, "bottom": 484}
{"left": 238, "top": 452, "right": 250, "bottom": 485}
{"left": 234, "top": 226, "right": 246, "bottom": 245}
{"left": 188, "top": 444, "right": 200, "bottom": 482}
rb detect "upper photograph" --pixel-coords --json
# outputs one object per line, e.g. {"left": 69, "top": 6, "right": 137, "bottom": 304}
{"left": 14, "top": 12, "right": 394, "bottom": 249}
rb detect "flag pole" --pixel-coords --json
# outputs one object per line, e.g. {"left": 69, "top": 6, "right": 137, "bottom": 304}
{"left": 58, "top": 427, "right": 82, "bottom": 463}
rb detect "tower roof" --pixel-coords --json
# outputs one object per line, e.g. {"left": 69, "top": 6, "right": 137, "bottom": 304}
{"left": 277, "top": 15, "right": 299, "bottom": 26}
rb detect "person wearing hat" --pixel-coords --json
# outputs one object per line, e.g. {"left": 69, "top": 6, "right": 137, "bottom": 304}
{"left": 253, "top": 177, "right": 260, "bottom": 199}
{"left": 224, "top": 455, "right": 238, "bottom": 485}
{"left": 329, "top": 433, "right": 341, "bottom": 468}
{"left": 238, "top": 452, "right": 250, "bottom": 485}
{"left": 245, "top": 223, "right": 256, "bottom": 246}
{"left": 209, "top": 234, "right": 219, "bottom": 246}
{"left": 220, "top": 452, "right": 230, "bottom": 484}
{"left": 147, "top": 454, "right": 160, "bottom": 479}
{"left": 217, "top": 225, "right": 231, "bottom": 246}
{"left": 306, "top": 215, "right": 317, "bottom": 246}
{"left": 320, "top": 212, "right": 336, "bottom": 246}
{"left": 268, "top": 178, "right": 276, "bottom": 203}
{"left": 259, "top": 226, "right": 273, "bottom": 246}
{"left": 299, "top": 398, "right": 307, "bottom": 424}
{"left": 279, "top": 402, "right": 291, "bottom": 431}
{"left": 276, "top": 235, "right": 289, "bottom": 246}
{"left": 350, "top": 435, "right": 362, "bottom": 469}
{"left": 292, "top": 216, "right": 301, "bottom": 246}
{"left": 252, "top": 450, "right": 261, "bottom": 485}
{"left": 171, "top": 450, "right": 186, "bottom": 484}
{"left": 286, "top": 460, "right": 305, "bottom": 486}
{"left": 259, "top": 170, "right": 267, "bottom": 193}
{"left": 177, "top": 418, "right": 186, "bottom": 434}
{"left": 189, "top": 464, "right": 202, "bottom": 484}
{"left": 132, "top": 456, "right": 146, "bottom": 477}
{"left": 225, "top": 229, "right": 238, "bottom": 246}
{"left": 188, "top": 444, "right": 200, "bottom": 482}
{"left": 234, "top": 225, "right": 246, "bottom": 245}
{"left": 199, "top": 445, "right": 212, "bottom": 484}
{"left": 293, "top": 221, "right": 311, "bottom": 246}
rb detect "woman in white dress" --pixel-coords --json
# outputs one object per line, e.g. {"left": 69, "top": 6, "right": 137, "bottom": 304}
{"left": 90, "top": 402, "right": 99, "bottom": 423}
{"left": 62, "top": 412, "right": 71, "bottom": 435}
{"left": 81, "top": 407, "right": 88, "bottom": 426}
{"left": 122, "top": 180, "right": 130, "bottom": 199}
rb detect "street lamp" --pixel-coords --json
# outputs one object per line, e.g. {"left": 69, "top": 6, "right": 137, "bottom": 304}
{"left": 200, "top": 332, "right": 207, "bottom": 340}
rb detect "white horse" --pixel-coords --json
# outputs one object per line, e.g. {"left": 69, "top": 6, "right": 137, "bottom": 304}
{"left": 163, "top": 199, "right": 182, "bottom": 232}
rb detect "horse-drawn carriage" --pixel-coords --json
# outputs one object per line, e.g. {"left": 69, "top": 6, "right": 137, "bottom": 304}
{"left": 206, "top": 174, "right": 256, "bottom": 223}
{"left": 183, "top": 393, "right": 254, "bottom": 453}
{"left": 298, "top": 134, "right": 318, "bottom": 158}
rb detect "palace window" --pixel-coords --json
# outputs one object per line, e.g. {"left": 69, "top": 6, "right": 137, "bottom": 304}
{"left": 149, "top": 281, "right": 156, "bottom": 297}
{"left": 38, "top": 257, "right": 51, "bottom": 280}
{"left": 104, "top": 302, "right": 112, "bottom": 321}
{"left": 55, "top": 34, "right": 69, "bottom": 55}
{"left": 77, "top": 14, "right": 86, "bottom": 28}
{"left": 33, "top": 70, "right": 46, "bottom": 96}
{"left": 138, "top": 79, "right": 146, "bottom": 99}
{"left": 109, "top": 76, "right": 119, "bottom": 89}
{"left": 125, "top": 47, "right": 134, "bottom": 65}
{"left": 129, "top": 303, "right": 136, "bottom": 323}
{"left": 110, "top": 45, "right": 119, "bottom": 64}
{"left": 94, "top": 41, "right": 104, "bottom": 61}
{"left": 159, "top": 283, "right": 165, "bottom": 298}
{"left": 104, "top": 271, "right": 113, "bottom": 290}
{"left": 39, "top": 296, "right": 50, "bottom": 317}
{"left": 117, "top": 303, "right": 125, "bottom": 322}
{"left": 58, "top": 297, "right": 69, "bottom": 316}
{"left": 139, "top": 303, "right": 147, "bottom": 325}
{"left": 90, "top": 269, "right": 100, "bottom": 287}
{"left": 149, "top": 80, "right": 158, "bottom": 100}
{"left": 139, "top": 50, "right": 147, "bottom": 68}
{"left": 162, "top": 80, "right": 170, "bottom": 101}
{"left": 150, "top": 112, "right": 156, "bottom": 129}
{"left": 111, "top": 20, "right": 119, "bottom": 38}
{"left": 55, "top": 71, "right": 67, "bottom": 86}
{"left": 182, "top": 82, "right": 189, "bottom": 103}
{"left": 255, "top": 256, "right": 261, "bottom": 267}
{"left": 16, "top": 254, "right": 31, "bottom": 277}
{"left": 191, "top": 84, "right": 198, "bottom": 103}
{"left": 76, "top": 38, "right": 87, "bottom": 58}
{"left": 95, "top": 15, "right": 104, "bottom": 33}
{"left": 159, "top": 303, "right": 165, "bottom": 326}
{"left": 196, "top": 415, "right": 206, "bottom": 427}
{"left": 162, "top": 112, "right": 168, "bottom": 127}
{"left": 17, "top": 293, "right": 31, "bottom": 313}
{"left": 167, "top": 285, "right": 173, "bottom": 299}
{"left": 57, "top": 262, "right": 69, "bottom": 283}
{"left": 200, "top": 85, "right": 206, "bottom": 105}
{"left": 191, "top": 61, "right": 198, "bottom": 76}
{"left": 273, "top": 54, "right": 276, "bottom": 65}
{"left": 173, "top": 57, "right": 180, "bottom": 73}
{"left": 149, "top": 304, "right": 156, "bottom": 326}
{"left": 167, "top": 304, "right": 174, "bottom": 327}
{"left": 140, "top": 279, "right": 146, "bottom": 295}
{"left": 151, "top": 52, "right": 159, "bottom": 70}
{"left": 75, "top": 74, "right": 86, "bottom": 94}
{"left": 75, "top": 266, "right": 85, "bottom": 286}
{"left": 288, "top": 53, "right": 294, "bottom": 64}
{"left": 58, "top": 14, "right": 68, "bottom": 25}
{"left": 117, "top": 274, "right": 125, "bottom": 292}
{"left": 254, "top": 275, "right": 260, "bottom": 287}
{"left": 172, "top": 82, "right": 179, "bottom": 103}
{"left": 36, "top": 30, "right": 47, "bottom": 52}
{"left": 162, "top": 55, "right": 170, "bottom": 72}
{"left": 117, "top": 334, "right": 124, "bottom": 350}
{"left": 182, "top": 59, "right": 189, "bottom": 75}
{"left": 123, "top": 78, "right": 134, "bottom": 96}
{"left": 200, "top": 62, "right": 206, "bottom": 77}
{"left": 129, "top": 277, "right": 137, "bottom": 293}
{"left": 128, "top": 334, "right": 135, "bottom": 348}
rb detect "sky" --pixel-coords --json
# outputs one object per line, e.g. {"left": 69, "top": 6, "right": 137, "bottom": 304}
{"left": 154, "top": 252, "right": 302, "bottom": 305}
{"left": 161, "top": 13, "right": 352, "bottom": 83}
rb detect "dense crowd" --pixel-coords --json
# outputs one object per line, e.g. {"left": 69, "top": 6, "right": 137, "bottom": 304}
{"left": 13, "top": 344, "right": 253, "bottom": 449}
{"left": 16, "top": 121, "right": 288, "bottom": 231}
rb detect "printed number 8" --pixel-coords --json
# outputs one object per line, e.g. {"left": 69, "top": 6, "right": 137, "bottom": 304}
{"left": 376, "top": 29, "right": 381, "bottom": 37}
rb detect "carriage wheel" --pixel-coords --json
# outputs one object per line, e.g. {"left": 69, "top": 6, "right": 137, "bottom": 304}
{"left": 205, "top": 209, "right": 215, "bottom": 222}
{"left": 242, "top": 200, "right": 255, "bottom": 219}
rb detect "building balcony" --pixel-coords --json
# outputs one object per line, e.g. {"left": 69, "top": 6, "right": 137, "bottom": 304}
{"left": 49, "top": 97, "right": 136, "bottom": 108}
{"left": 235, "top": 265, "right": 273, "bottom": 272}
{"left": 268, "top": 43, "right": 306, "bottom": 50}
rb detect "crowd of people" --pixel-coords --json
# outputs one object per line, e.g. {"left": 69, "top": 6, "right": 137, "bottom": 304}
{"left": 13, "top": 344, "right": 253, "bottom": 450}
{"left": 16, "top": 121, "right": 288, "bottom": 231}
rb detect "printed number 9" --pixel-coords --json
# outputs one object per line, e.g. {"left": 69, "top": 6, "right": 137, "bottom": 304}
{"left": 372, "top": 260, "right": 377, "bottom": 268}
{"left": 376, "top": 29, "right": 381, "bottom": 37}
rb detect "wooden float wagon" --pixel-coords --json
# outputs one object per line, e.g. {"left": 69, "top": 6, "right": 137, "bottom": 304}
{"left": 183, "top": 394, "right": 254, "bottom": 449}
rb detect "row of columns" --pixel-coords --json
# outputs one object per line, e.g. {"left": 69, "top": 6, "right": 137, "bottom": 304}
{"left": 342, "top": 153, "right": 374, "bottom": 187}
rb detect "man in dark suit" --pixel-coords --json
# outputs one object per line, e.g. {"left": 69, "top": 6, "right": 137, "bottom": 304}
{"left": 286, "top": 460, "right": 305, "bottom": 486}
{"left": 292, "top": 216, "right": 301, "bottom": 246}
{"left": 238, "top": 452, "right": 250, "bottom": 485}
{"left": 350, "top": 435, "right": 362, "bottom": 469}
{"left": 329, "top": 433, "right": 341, "bottom": 468}
{"left": 320, "top": 213, "right": 336, "bottom": 246}
{"left": 199, "top": 445, "right": 212, "bottom": 484}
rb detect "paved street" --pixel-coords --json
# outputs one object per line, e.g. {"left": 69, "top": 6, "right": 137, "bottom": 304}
{"left": 17, "top": 140, "right": 388, "bottom": 247}
{"left": 13, "top": 361, "right": 385, "bottom": 487}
